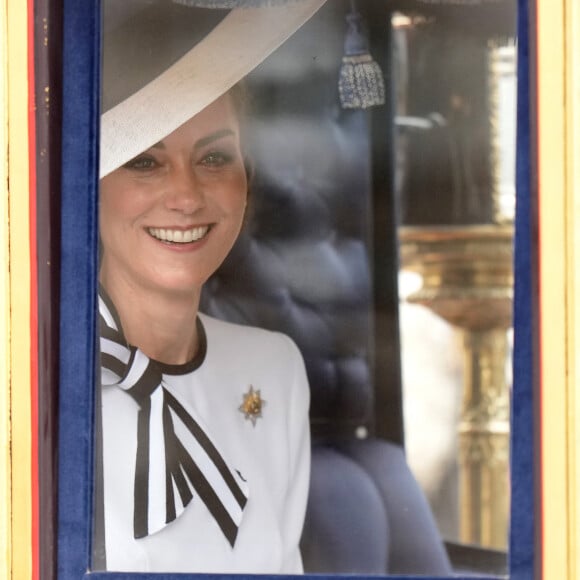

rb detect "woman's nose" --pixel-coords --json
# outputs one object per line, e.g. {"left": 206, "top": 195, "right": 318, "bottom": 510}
{"left": 164, "top": 165, "right": 205, "bottom": 213}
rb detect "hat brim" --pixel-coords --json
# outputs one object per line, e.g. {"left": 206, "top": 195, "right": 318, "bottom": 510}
{"left": 100, "top": 0, "right": 326, "bottom": 177}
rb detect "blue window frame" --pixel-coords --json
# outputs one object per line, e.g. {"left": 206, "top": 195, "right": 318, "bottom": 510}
{"left": 56, "top": 0, "right": 535, "bottom": 577}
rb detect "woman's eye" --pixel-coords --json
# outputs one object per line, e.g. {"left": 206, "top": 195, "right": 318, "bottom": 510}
{"left": 201, "top": 151, "right": 233, "bottom": 167}
{"left": 122, "top": 155, "right": 158, "bottom": 171}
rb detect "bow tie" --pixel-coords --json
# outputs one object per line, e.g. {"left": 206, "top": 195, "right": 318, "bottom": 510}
{"left": 98, "top": 291, "right": 249, "bottom": 545}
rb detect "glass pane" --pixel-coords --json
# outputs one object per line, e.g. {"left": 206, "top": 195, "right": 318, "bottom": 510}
{"left": 93, "top": 0, "right": 515, "bottom": 575}
{"left": 393, "top": 4, "right": 516, "bottom": 574}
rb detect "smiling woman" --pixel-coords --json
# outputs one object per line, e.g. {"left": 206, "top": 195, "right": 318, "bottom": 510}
{"left": 93, "top": 0, "right": 326, "bottom": 572}
{"left": 99, "top": 96, "right": 248, "bottom": 362}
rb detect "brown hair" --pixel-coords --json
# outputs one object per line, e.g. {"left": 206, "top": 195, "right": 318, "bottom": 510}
{"left": 228, "top": 81, "right": 255, "bottom": 185}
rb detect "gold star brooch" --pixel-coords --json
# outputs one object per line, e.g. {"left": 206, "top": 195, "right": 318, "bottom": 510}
{"left": 239, "top": 385, "right": 266, "bottom": 426}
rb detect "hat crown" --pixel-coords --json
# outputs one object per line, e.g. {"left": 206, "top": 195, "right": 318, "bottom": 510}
{"left": 101, "top": 0, "right": 327, "bottom": 177}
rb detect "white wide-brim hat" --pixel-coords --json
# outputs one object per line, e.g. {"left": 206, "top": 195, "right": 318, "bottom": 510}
{"left": 100, "top": 0, "right": 327, "bottom": 178}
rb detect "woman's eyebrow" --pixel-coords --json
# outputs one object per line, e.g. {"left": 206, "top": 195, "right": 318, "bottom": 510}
{"left": 195, "top": 128, "right": 235, "bottom": 150}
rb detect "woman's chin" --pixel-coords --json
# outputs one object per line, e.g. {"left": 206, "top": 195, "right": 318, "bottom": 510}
{"left": 147, "top": 275, "right": 207, "bottom": 297}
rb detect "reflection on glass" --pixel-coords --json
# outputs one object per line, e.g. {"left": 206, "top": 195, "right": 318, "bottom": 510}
{"left": 94, "top": 0, "right": 515, "bottom": 576}
{"left": 490, "top": 42, "right": 517, "bottom": 224}
{"left": 394, "top": 2, "right": 516, "bottom": 573}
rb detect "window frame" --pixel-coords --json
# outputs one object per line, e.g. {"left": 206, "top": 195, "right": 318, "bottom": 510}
{"left": 54, "top": 0, "right": 539, "bottom": 578}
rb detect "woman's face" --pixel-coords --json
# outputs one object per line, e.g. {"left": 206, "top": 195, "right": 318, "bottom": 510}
{"left": 99, "top": 95, "right": 247, "bottom": 298}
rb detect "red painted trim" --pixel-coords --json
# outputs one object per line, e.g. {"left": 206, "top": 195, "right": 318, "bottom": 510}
{"left": 27, "top": 0, "right": 39, "bottom": 577}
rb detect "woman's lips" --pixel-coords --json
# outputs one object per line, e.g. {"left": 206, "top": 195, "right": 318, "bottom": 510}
{"left": 147, "top": 225, "right": 210, "bottom": 244}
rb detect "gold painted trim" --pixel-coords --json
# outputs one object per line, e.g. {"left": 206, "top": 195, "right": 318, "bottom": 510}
{"left": 0, "top": 0, "right": 10, "bottom": 576}
{"left": 6, "top": 0, "right": 32, "bottom": 578}
{"left": 564, "top": 0, "right": 580, "bottom": 576}
{"left": 537, "top": 0, "right": 578, "bottom": 577}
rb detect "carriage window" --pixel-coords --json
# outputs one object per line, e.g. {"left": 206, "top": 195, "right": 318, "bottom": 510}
{"left": 55, "top": 0, "right": 519, "bottom": 576}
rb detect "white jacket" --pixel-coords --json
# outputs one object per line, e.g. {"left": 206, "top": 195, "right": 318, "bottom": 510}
{"left": 100, "top": 313, "right": 311, "bottom": 573}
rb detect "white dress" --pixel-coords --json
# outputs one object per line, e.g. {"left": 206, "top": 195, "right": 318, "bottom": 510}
{"left": 100, "top": 313, "right": 311, "bottom": 573}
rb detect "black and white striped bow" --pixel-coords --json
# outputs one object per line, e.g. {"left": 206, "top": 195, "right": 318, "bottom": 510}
{"left": 98, "top": 290, "right": 249, "bottom": 545}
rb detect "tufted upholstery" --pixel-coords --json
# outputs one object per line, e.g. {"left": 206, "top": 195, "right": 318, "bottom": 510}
{"left": 200, "top": 0, "right": 451, "bottom": 574}
{"left": 202, "top": 100, "right": 375, "bottom": 434}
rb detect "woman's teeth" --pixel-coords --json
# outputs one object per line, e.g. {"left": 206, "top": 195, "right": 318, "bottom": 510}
{"left": 148, "top": 226, "right": 209, "bottom": 243}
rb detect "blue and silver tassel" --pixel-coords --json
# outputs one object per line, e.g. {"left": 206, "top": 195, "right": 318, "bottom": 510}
{"left": 338, "top": 0, "right": 385, "bottom": 110}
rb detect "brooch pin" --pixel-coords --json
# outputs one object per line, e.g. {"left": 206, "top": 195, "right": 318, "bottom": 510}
{"left": 239, "top": 385, "right": 266, "bottom": 426}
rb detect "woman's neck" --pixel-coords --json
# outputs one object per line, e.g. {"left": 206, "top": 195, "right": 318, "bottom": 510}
{"left": 100, "top": 274, "right": 201, "bottom": 366}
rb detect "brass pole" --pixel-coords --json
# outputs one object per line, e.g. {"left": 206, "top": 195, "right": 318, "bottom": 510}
{"left": 458, "top": 328, "right": 510, "bottom": 548}
{"left": 399, "top": 225, "right": 513, "bottom": 550}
